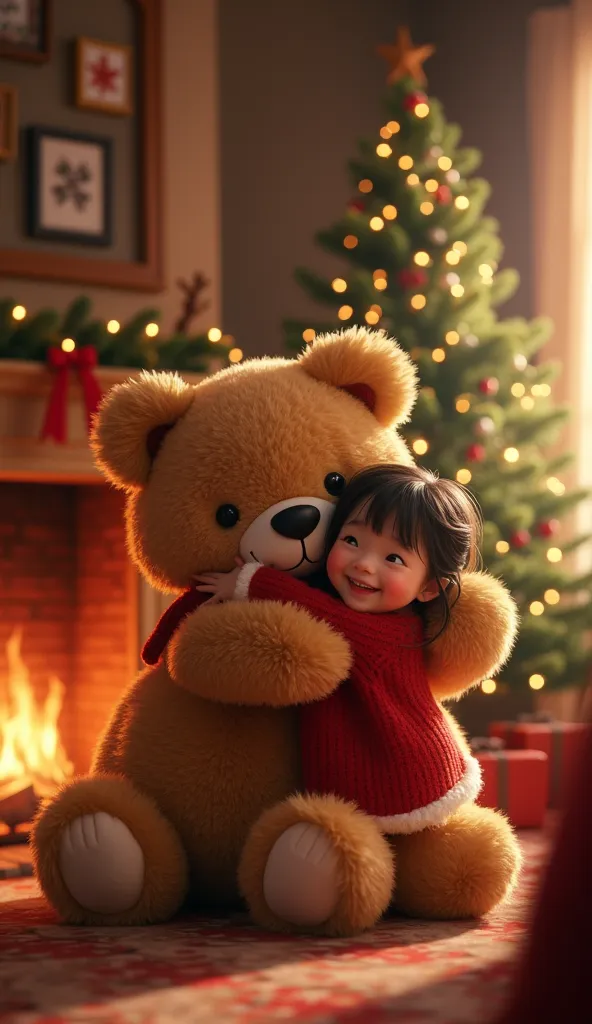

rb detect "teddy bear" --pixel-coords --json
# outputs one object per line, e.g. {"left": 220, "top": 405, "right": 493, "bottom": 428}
{"left": 32, "top": 327, "right": 520, "bottom": 935}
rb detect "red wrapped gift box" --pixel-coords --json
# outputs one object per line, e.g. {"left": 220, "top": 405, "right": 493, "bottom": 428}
{"left": 475, "top": 746, "right": 549, "bottom": 828}
{"left": 489, "top": 718, "right": 587, "bottom": 808}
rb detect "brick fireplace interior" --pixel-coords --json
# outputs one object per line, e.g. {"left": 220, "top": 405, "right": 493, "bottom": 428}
{"left": 0, "top": 480, "right": 139, "bottom": 814}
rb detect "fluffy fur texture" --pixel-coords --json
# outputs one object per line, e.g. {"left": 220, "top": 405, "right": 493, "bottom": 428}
{"left": 32, "top": 327, "right": 520, "bottom": 934}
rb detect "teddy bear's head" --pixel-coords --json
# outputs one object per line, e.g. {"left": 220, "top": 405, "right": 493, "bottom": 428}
{"left": 91, "top": 328, "right": 418, "bottom": 592}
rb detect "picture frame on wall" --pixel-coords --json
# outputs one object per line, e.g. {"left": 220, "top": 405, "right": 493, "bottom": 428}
{"left": 76, "top": 37, "right": 133, "bottom": 116}
{"left": 0, "top": 0, "right": 51, "bottom": 63}
{"left": 27, "top": 126, "right": 113, "bottom": 247}
{"left": 0, "top": 83, "right": 18, "bottom": 160}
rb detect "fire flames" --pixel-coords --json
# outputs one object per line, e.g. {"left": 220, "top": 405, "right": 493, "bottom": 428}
{"left": 0, "top": 628, "right": 73, "bottom": 794}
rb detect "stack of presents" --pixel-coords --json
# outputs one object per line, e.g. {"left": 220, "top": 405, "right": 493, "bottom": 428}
{"left": 471, "top": 714, "right": 588, "bottom": 828}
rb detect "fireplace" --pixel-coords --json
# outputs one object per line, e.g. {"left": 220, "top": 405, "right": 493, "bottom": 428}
{"left": 0, "top": 359, "right": 201, "bottom": 849}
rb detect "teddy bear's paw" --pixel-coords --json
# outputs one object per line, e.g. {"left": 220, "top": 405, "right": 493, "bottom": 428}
{"left": 263, "top": 822, "right": 340, "bottom": 927}
{"left": 59, "top": 812, "right": 145, "bottom": 914}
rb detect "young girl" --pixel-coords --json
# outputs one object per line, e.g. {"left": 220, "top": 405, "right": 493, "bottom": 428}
{"left": 194, "top": 464, "right": 484, "bottom": 834}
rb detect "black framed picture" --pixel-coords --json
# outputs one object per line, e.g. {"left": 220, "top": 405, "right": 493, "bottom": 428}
{"left": 27, "top": 126, "right": 113, "bottom": 247}
{"left": 0, "top": 0, "right": 51, "bottom": 62}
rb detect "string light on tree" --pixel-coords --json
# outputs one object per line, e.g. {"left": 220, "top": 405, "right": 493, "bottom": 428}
{"left": 432, "top": 347, "right": 445, "bottom": 362}
{"left": 420, "top": 201, "right": 434, "bottom": 215}
{"left": 547, "top": 547, "right": 563, "bottom": 563}
{"left": 343, "top": 235, "right": 358, "bottom": 249}
{"left": 445, "top": 249, "right": 461, "bottom": 265}
{"left": 450, "top": 284, "right": 465, "bottom": 297}
{"left": 521, "top": 396, "right": 535, "bottom": 410}
{"left": 365, "top": 305, "right": 382, "bottom": 325}
{"left": 338, "top": 305, "right": 354, "bottom": 320}
{"left": 358, "top": 179, "right": 373, "bottom": 193}
{"left": 496, "top": 540, "right": 510, "bottom": 554}
{"left": 438, "top": 156, "right": 452, "bottom": 170}
{"left": 425, "top": 178, "right": 439, "bottom": 193}
{"left": 544, "top": 589, "right": 560, "bottom": 605}
{"left": 379, "top": 125, "right": 392, "bottom": 139}
{"left": 504, "top": 447, "right": 520, "bottom": 463}
{"left": 413, "top": 438, "right": 429, "bottom": 455}
{"left": 455, "top": 195, "right": 470, "bottom": 209}
{"left": 332, "top": 278, "right": 347, "bottom": 293}
{"left": 514, "top": 353, "right": 528, "bottom": 371}
{"left": 228, "top": 347, "right": 243, "bottom": 363}
{"left": 511, "top": 382, "right": 526, "bottom": 397}
{"left": 61, "top": 338, "right": 76, "bottom": 353}
{"left": 145, "top": 322, "right": 159, "bottom": 338}
{"left": 407, "top": 173, "right": 420, "bottom": 186}
{"left": 529, "top": 674, "right": 545, "bottom": 690}
{"left": 530, "top": 601, "right": 545, "bottom": 616}
{"left": 107, "top": 319, "right": 120, "bottom": 334}
{"left": 398, "top": 155, "right": 413, "bottom": 169}
{"left": 455, "top": 396, "right": 471, "bottom": 413}
{"left": 383, "top": 204, "right": 397, "bottom": 219}
{"left": 481, "top": 678, "right": 497, "bottom": 694}
{"left": 11, "top": 305, "right": 26, "bottom": 320}
{"left": 414, "top": 251, "right": 430, "bottom": 266}
{"left": 456, "top": 468, "right": 472, "bottom": 484}
{"left": 546, "top": 477, "right": 566, "bottom": 496}
{"left": 376, "top": 143, "right": 392, "bottom": 158}
{"left": 410, "top": 294, "right": 427, "bottom": 310}
{"left": 446, "top": 330, "right": 460, "bottom": 345}
{"left": 302, "top": 328, "right": 316, "bottom": 343}
{"left": 370, "top": 216, "right": 384, "bottom": 231}
{"left": 452, "top": 240, "right": 468, "bottom": 255}
{"left": 386, "top": 120, "right": 400, "bottom": 134}
{"left": 475, "top": 416, "right": 495, "bottom": 436}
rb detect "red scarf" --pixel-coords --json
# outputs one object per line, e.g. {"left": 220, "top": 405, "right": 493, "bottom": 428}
{"left": 141, "top": 588, "right": 208, "bottom": 666}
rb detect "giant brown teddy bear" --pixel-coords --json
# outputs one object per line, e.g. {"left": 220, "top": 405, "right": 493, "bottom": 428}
{"left": 32, "top": 328, "right": 521, "bottom": 935}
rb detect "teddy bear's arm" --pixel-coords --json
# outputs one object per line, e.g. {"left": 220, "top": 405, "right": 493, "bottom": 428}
{"left": 424, "top": 572, "right": 518, "bottom": 701}
{"left": 167, "top": 599, "right": 353, "bottom": 707}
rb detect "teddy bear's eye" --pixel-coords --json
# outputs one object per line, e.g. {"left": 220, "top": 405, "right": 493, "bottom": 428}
{"left": 216, "top": 504, "right": 240, "bottom": 528}
{"left": 324, "top": 472, "right": 346, "bottom": 497}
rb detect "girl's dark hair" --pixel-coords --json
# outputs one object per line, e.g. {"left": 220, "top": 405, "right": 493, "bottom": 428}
{"left": 324, "top": 463, "right": 482, "bottom": 643}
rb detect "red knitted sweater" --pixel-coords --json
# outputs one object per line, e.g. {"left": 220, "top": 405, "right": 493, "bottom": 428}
{"left": 238, "top": 565, "right": 481, "bottom": 834}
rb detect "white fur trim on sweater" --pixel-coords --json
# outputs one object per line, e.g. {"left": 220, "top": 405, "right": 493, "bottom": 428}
{"left": 234, "top": 562, "right": 261, "bottom": 600}
{"left": 374, "top": 755, "right": 483, "bottom": 835}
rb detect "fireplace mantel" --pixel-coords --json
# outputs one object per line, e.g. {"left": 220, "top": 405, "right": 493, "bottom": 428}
{"left": 0, "top": 359, "right": 206, "bottom": 483}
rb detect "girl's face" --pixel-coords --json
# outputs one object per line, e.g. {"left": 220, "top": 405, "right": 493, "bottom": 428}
{"left": 326, "top": 509, "right": 440, "bottom": 614}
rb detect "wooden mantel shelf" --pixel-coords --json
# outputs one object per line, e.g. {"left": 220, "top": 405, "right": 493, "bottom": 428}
{"left": 0, "top": 359, "right": 206, "bottom": 484}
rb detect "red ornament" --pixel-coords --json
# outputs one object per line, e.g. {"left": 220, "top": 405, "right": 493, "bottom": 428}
{"left": 403, "top": 91, "right": 428, "bottom": 112}
{"left": 510, "top": 529, "right": 531, "bottom": 549}
{"left": 478, "top": 377, "right": 499, "bottom": 396}
{"left": 435, "top": 184, "right": 452, "bottom": 204}
{"left": 397, "top": 267, "right": 428, "bottom": 290}
{"left": 466, "top": 443, "right": 486, "bottom": 462}
{"left": 536, "top": 519, "right": 560, "bottom": 538}
{"left": 348, "top": 197, "right": 365, "bottom": 213}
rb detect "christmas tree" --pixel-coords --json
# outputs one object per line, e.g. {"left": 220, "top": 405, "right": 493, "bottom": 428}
{"left": 284, "top": 28, "right": 592, "bottom": 695}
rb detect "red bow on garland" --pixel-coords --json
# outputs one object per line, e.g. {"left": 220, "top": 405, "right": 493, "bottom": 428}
{"left": 41, "top": 346, "right": 102, "bottom": 445}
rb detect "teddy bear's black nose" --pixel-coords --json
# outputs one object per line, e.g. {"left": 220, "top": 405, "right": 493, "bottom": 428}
{"left": 270, "top": 505, "right": 321, "bottom": 541}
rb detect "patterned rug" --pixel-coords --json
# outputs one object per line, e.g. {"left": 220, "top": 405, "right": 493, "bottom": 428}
{"left": 0, "top": 830, "right": 549, "bottom": 1024}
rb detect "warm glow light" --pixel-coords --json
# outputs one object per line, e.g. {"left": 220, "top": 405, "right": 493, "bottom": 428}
{"left": 11, "top": 305, "right": 26, "bottom": 321}
{"left": 544, "top": 589, "right": 560, "bottom": 605}
{"left": 382, "top": 204, "right": 397, "bottom": 219}
{"left": 344, "top": 234, "right": 358, "bottom": 249}
{"left": 413, "top": 438, "right": 429, "bottom": 455}
{"left": 338, "top": 305, "right": 354, "bottom": 320}
{"left": 377, "top": 143, "right": 392, "bottom": 158}
{"left": 546, "top": 477, "right": 566, "bottom": 496}
{"left": 539, "top": 383, "right": 552, "bottom": 397}
{"left": 414, "top": 251, "right": 430, "bottom": 266}
{"left": 456, "top": 468, "right": 472, "bottom": 484}
{"left": 521, "top": 396, "right": 535, "bottom": 410}
{"left": 358, "top": 178, "right": 373, "bottom": 193}
{"left": 547, "top": 547, "right": 563, "bottom": 563}
{"left": 406, "top": 173, "right": 420, "bottom": 186}
{"left": 302, "top": 328, "right": 316, "bottom": 343}
{"left": 0, "top": 628, "right": 74, "bottom": 787}
{"left": 365, "top": 310, "right": 380, "bottom": 325}
{"left": 411, "top": 294, "right": 427, "bottom": 310}
{"left": 481, "top": 678, "right": 497, "bottom": 694}
{"left": 374, "top": 277, "right": 387, "bottom": 291}
{"left": 229, "top": 347, "right": 243, "bottom": 363}
{"left": 420, "top": 201, "right": 434, "bottom": 215}
{"left": 145, "top": 322, "right": 160, "bottom": 338}
{"left": 504, "top": 447, "right": 520, "bottom": 463}
{"left": 386, "top": 120, "right": 400, "bottom": 133}
{"left": 207, "top": 327, "right": 222, "bottom": 342}
{"left": 432, "top": 347, "right": 446, "bottom": 362}
{"left": 530, "top": 601, "right": 545, "bottom": 616}
{"left": 445, "top": 250, "right": 460, "bottom": 265}
{"left": 455, "top": 397, "right": 471, "bottom": 413}
{"left": 496, "top": 540, "right": 510, "bottom": 554}
{"left": 479, "top": 263, "right": 493, "bottom": 278}
{"left": 425, "top": 178, "right": 439, "bottom": 193}
{"left": 332, "top": 278, "right": 347, "bottom": 293}
{"left": 446, "top": 330, "right": 460, "bottom": 345}
{"left": 107, "top": 319, "right": 120, "bottom": 334}
{"left": 511, "top": 382, "right": 526, "bottom": 397}
{"left": 398, "top": 155, "right": 413, "bottom": 169}
{"left": 450, "top": 284, "right": 465, "bottom": 297}
{"left": 438, "top": 156, "right": 453, "bottom": 171}
{"left": 380, "top": 125, "right": 392, "bottom": 139}
{"left": 373, "top": 268, "right": 387, "bottom": 280}
{"left": 415, "top": 102, "right": 429, "bottom": 118}
{"left": 455, "top": 196, "right": 470, "bottom": 210}
{"left": 61, "top": 338, "right": 75, "bottom": 353}
{"left": 370, "top": 216, "right": 384, "bottom": 231}
{"left": 529, "top": 674, "right": 546, "bottom": 690}
{"left": 452, "top": 240, "right": 468, "bottom": 254}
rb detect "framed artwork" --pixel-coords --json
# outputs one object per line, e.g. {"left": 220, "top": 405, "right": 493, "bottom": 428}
{"left": 76, "top": 37, "right": 133, "bottom": 116}
{"left": 0, "top": 0, "right": 51, "bottom": 62}
{"left": 0, "top": 83, "right": 18, "bottom": 160}
{"left": 27, "top": 126, "right": 113, "bottom": 246}
{"left": 0, "top": 0, "right": 162, "bottom": 291}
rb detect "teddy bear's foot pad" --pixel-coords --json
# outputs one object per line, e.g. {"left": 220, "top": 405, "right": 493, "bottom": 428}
{"left": 59, "top": 812, "right": 145, "bottom": 914}
{"left": 263, "top": 821, "right": 340, "bottom": 927}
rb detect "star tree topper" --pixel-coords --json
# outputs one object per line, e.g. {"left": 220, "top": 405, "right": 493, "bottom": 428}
{"left": 377, "top": 26, "right": 435, "bottom": 86}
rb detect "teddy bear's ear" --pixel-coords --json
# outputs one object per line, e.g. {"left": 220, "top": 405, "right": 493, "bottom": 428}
{"left": 298, "top": 327, "right": 418, "bottom": 426}
{"left": 90, "top": 371, "right": 195, "bottom": 489}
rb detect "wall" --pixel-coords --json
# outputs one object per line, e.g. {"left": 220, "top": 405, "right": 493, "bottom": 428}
{"left": 0, "top": 0, "right": 220, "bottom": 335}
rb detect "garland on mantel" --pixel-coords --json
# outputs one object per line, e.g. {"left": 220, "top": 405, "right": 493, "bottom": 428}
{"left": 0, "top": 275, "right": 241, "bottom": 375}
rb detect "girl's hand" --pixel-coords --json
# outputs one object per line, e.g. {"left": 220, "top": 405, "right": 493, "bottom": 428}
{"left": 193, "top": 566, "right": 242, "bottom": 604}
